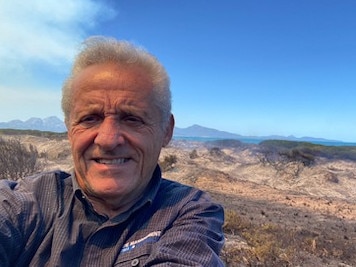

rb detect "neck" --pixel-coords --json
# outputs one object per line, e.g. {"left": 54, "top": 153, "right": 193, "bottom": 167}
{"left": 86, "top": 194, "right": 140, "bottom": 218}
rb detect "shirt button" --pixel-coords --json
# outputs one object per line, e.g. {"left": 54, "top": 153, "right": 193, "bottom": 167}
{"left": 131, "top": 258, "right": 140, "bottom": 266}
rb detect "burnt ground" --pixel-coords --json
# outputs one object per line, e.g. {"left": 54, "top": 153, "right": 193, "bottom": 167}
{"left": 211, "top": 186, "right": 356, "bottom": 266}
{"left": 4, "top": 135, "right": 356, "bottom": 266}
{"left": 160, "top": 141, "right": 356, "bottom": 266}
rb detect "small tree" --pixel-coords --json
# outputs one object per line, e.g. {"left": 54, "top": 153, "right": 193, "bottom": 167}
{"left": 160, "top": 154, "right": 177, "bottom": 172}
{"left": 0, "top": 137, "right": 41, "bottom": 180}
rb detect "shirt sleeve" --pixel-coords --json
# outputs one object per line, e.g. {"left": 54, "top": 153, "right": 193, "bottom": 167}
{"left": 0, "top": 180, "right": 26, "bottom": 266}
{"left": 146, "top": 189, "right": 225, "bottom": 266}
{"left": 0, "top": 172, "right": 62, "bottom": 267}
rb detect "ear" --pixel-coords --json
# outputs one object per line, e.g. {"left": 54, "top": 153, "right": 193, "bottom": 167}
{"left": 65, "top": 118, "right": 72, "bottom": 142}
{"left": 162, "top": 114, "right": 175, "bottom": 147}
{"left": 67, "top": 121, "right": 73, "bottom": 144}
{"left": 67, "top": 130, "right": 72, "bottom": 144}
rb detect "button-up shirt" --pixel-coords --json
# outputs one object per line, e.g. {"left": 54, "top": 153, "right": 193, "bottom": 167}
{"left": 0, "top": 166, "right": 225, "bottom": 266}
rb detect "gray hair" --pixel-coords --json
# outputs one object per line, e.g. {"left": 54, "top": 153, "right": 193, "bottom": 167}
{"left": 61, "top": 36, "right": 171, "bottom": 128}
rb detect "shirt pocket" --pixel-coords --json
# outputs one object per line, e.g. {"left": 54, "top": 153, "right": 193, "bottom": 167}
{"left": 114, "top": 243, "right": 152, "bottom": 267}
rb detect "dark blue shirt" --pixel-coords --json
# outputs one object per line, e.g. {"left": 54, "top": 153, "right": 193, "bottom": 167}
{"left": 0, "top": 166, "right": 225, "bottom": 266}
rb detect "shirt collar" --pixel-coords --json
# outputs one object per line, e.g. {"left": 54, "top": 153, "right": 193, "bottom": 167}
{"left": 134, "top": 165, "right": 162, "bottom": 206}
{"left": 71, "top": 171, "right": 81, "bottom": 193}
{"left": 70, "top": 165, "right": 162, "bottom": 218}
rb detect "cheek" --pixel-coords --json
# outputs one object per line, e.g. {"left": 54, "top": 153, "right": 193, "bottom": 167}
{"left": 69, "top": 130, "right": 95, "bottom": 157}
{"left": 142, "top": 140, "right": 162, "bottom": 164}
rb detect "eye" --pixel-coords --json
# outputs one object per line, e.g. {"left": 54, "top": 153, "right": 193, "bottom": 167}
{"left": 78, "top": 114, "right": 102, "bottom": 127}
{"left": 122, "top": 114, "right": 144, "bottom": 126}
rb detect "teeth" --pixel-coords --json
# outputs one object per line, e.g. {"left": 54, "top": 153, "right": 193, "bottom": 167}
{"left": 96, "top": 158, "right": 128, "bottom": 164}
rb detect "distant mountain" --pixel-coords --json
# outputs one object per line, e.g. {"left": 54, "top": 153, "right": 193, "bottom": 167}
{"left": 173, "top": 125, "right": 343, "bottom": 144}
{"left": 174, "top": 124, "right": 242, "bottom": 139}
{"left": 0, "top": 117, "right": 344, "bottom": 144}
{"left": 0, "top": 116, "right": 66, "bottom": 132}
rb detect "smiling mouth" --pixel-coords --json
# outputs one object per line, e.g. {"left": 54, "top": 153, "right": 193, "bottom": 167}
{"left": 94, "top": 158, "right": 130, "bottom": 164}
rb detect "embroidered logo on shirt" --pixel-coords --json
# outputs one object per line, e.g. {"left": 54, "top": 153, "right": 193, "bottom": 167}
{"left": 120, "top": 231, "right": 162, "bottom": 253}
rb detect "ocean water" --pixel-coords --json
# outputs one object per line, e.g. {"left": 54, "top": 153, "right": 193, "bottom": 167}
{"left": 172, "top": 136, "right": 356, "bottom": 147}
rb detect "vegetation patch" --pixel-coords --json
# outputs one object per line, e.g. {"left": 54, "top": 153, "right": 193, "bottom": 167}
{"left": 221, "top": 208, "right": 356, "bottom": 266}
{"left": 0, "top": 137, "right": 42, "bottom": 180}
{"left": 159, "top": 154, "right": 178, "bottom": 172}
{"left": 0, "top": 129, "right": 67, "bottom": 140}
{"left": 259, "top": 140, "right": 356, "bottom": 161}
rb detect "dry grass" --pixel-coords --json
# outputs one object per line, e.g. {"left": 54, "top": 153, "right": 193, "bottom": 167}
{"left": 221, "top": 208, "right": 356, "bottom": 266}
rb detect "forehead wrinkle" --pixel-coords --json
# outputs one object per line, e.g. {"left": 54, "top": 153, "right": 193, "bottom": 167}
{"left": 71, "top": 63, "right": 158, "bottom": 121}
{"left": 78, "top": 90, "right": 149, "bottom": 112}
{"left": 113, "top": 100, "right": 153, "bottom": 121}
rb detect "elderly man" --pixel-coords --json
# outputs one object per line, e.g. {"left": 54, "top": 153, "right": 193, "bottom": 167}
{"left": 0, "top": 36, "right": 225, "bottom": 266}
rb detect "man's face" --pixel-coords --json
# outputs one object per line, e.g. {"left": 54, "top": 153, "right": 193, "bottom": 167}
{"left": 67, "top": 63, "right": 173, "bottom": 208}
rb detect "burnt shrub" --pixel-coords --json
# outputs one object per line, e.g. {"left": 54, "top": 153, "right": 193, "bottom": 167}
{"left": 159, "top": 154, "right": 177, "bottom": 172}
{"left": 209, "top": 147, "right": 224, "bottom": 157}
{"left": 259, "top": 140, "right": 356, "bottom": 162}
{"left": 0, "top": 137, "right": 41, "bottom": 180}
{"left": 189, "top": 149, "right": 199, "bottom": 159}
{"left": 258, "top": 140, "right": 316, "bottom": 167}
{"left": 281, "top": 148, "right": 315, "bottom": 167}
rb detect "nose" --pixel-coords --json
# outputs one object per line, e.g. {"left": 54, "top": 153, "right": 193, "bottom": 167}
{"left": 94, "top": 117, "right": 125, "bottom": 150}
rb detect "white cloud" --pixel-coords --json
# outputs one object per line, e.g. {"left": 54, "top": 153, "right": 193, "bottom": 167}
{"left": 0, "top": 0, "right": 116, "bottom": 69}
{"left": 0, "top": 0, "right": 116, "bottom": 121}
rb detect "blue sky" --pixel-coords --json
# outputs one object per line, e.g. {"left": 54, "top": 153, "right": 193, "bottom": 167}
{"left": 1, "top": 0, "right": 355, "bottom": 142}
